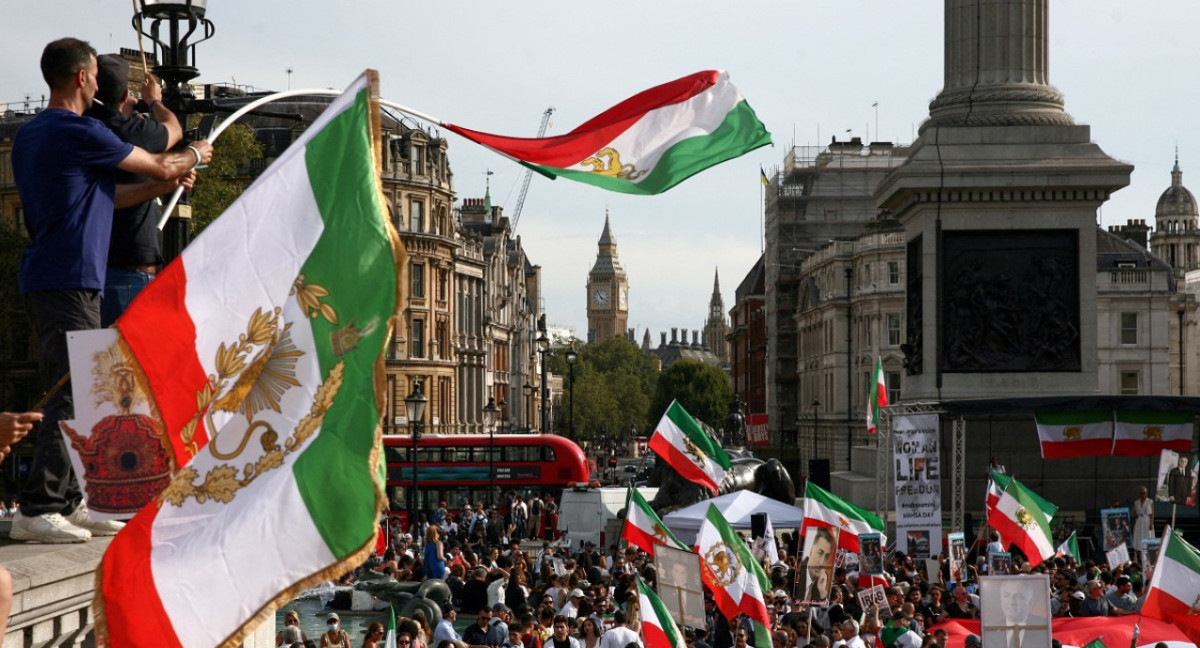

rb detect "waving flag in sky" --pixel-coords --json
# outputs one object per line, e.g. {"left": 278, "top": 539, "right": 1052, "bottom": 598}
{"left": 444, "top": 70, "right": 771, "bottom": 195}
{"left": 649, "top": 400, "right": 731, "bottom": 494}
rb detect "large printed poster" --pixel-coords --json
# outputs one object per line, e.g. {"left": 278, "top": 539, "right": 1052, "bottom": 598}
{"left": 893, "top": 413, "right": 942, "bottom": 558}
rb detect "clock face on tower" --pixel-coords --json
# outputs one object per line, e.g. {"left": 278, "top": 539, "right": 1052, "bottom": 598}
{"left": 620, "top": 288, "right": 628, "bottom": 308}
{"left": 592, "top": 288, "right": 610, "bottom": 307}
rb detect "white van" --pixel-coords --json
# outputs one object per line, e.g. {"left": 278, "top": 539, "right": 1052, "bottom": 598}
{"left": 557, "top": 484, "right": 659, "bottom": 551}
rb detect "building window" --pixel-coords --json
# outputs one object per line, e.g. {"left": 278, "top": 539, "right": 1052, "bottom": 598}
{"left": 437, "top": 270, "right": 448, "bottom": 301}
{"left": 410, "top": 200, "right": 424, "bottom": 233}
{"left": 411, "top": 262, "right": 425, "bottom": 298}
{"left": 1120, "top": 370, "right": 1139, "bottom": 395}
{"left": 886, "top": 371, "right": 901, "bottom": 404}
{"left": 863, "top": 317, "right": 873, "bottom": 349}
{"left": 410, "top": 143, "right": 424, "bottom": 175}
{"left": 411, "top": 318, "right": 425, "bottom": 358}
{"left": 436, "top": 320, "right": 449, "bottom": 359}
{"left": 888, "top": 261, "right": 900, "bottom": 285}
{"left": 1120, "top": 312, "right": 1137, "bottom": 345}
{"left": 886, "top": 313, "right": 901, "bottom": 347}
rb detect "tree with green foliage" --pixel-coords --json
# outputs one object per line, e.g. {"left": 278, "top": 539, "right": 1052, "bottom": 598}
{"left": 649, "top": 359, "right": 732, "bottom": 432}
{"left": 544, "top": 336, "right": 658, "bottom": 445}
{"left": 188, "top": 120, "right": 263, "bottom": 235}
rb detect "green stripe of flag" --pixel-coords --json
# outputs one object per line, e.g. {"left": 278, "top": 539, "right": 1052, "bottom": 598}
{"left": 533, "top": 101, "right": 770, "bottom": 196}
{"left": 295, "top": 84, "right": 396, "bottom": 556}
{"left": 1165, "top": 527, "right": 1200, "bottom": 571}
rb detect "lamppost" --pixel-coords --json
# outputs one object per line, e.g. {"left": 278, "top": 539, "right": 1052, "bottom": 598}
{"left": 404, "top": 382, "right": 427, "bottom": 533}
{"left": 536, "top": 331, "right": 550, "bottom": 433}
{"left": 522, "top": 382, "right": 533, "bottom": 432}
{"left": 565, "top": 343, "right": 578, "bottom": 438}
{"left": 483, "top": 397, "right": 499, "bottom": 508}
{"left": 134, "top": 0, "right": 215, "bottom": 263}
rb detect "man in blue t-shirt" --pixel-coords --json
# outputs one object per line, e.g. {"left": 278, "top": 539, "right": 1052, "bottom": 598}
{"left": 12, "top": 37, "right": 212, "bottom": 544}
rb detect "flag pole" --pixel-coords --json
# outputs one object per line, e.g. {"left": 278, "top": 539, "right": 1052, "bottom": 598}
{"left": 157, "top": 90, "right": 448, "bottom": 229}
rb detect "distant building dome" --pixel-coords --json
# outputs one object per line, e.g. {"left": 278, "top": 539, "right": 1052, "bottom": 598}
{"left": 1156, "top": 156, "right": 1198, "bottom": 226}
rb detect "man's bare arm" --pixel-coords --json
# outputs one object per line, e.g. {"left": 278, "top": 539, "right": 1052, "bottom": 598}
{"left": 117, "top": 140, "right": 213, "bottom": 182}
{"left": 113, "top": 171, "right": 197, "bottom": 209}
{"left": 141, "top": 74, "right": 183, "bottom": 149}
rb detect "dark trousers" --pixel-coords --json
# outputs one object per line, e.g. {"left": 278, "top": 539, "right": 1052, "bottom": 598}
{"left": 21, "top": 289, "right": 98, "bottom": 516}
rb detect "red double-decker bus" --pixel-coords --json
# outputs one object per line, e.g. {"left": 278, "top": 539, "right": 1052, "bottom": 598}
{"left": 382, "top": 434, "right": 589, "bottom": 524}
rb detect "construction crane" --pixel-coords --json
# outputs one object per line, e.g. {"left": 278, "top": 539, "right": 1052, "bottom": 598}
{"left": 509, "top": 106, "right": 555, "bottom": 232}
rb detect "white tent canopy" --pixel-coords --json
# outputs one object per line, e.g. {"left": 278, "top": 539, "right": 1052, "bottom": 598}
{"left": 661, "top": 490, "right": 805, "bottom": 545}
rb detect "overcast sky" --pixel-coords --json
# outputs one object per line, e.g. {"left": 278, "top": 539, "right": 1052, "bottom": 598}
{"left": 5, "top": 2, "right": 1200, "bottom": 341}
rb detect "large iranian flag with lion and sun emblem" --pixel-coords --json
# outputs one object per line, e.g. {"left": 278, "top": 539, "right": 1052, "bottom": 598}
{"left": 95, "top": 71, "right": 398, "bottom": 648}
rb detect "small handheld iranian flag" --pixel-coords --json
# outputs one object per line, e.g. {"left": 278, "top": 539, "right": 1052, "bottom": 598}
{"left": 802, "top": 481, "right": 887, "bottom": 552}
{"left": 1055, "top": 530, "right": 1081, "bottom": 564}
{"left": 637, "top": 575, "right": 687, "bottom": 648}
{"left": 867, "top": 356, "right": 887, "bottom": 434}
{"left": 649, "top": 400, "right": 731, "bottom": 494}
{"left": 623, "top": 485, "right": 689, "bottom": 556}
{"left": 1142, "top": 526, "right": 1200, "bottom": 644}
{"left": 987, "top": 473, "right": 1058, "bottom": 567}
{"left": 96, "top": 71, "right": 397, "bottom": 648}
{"left": 444, "top": 70, "right": 771, "bottom": 195}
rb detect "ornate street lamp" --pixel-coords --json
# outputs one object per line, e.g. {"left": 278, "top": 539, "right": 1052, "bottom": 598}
{"left": 134, "top": 0, "right": 215, "bottom": 263}
{"left": 564, "top": 343, "right": 578, "bottom": 438}
{"left": 522, "top": 382, "right": 534, "bottom": 432}
{"left": 483, "top": 397, "right": 499, "bottom": 507}
{"left": 404, "top": 382, "right": 426, "bottom": 533}
{"left": 536, "top": 331, "right": 550, "bottom": 433}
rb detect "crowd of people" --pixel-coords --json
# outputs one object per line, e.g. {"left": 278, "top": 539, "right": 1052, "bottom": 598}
{"left": 275, "top": 490, "right": 1175, "bottom": 648}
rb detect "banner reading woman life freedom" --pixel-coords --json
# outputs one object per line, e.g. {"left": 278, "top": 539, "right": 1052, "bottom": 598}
{"left": 892, "top": 413, "right": 942, "bottom": 558}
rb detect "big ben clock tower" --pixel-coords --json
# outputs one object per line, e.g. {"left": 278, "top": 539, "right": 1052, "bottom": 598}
{"left": 586, "top": 213, "right": 629, "bottom": 343}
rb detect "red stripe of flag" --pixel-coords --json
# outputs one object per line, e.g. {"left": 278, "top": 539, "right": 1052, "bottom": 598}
{"left": 1039, "top": 438, "right": 1112, "bottom": 459}
{"left": 117, "top": 262, "right": 210, "bottom": 465}
{"left": 98, "top": 505, "right": 180, "bottom": 647}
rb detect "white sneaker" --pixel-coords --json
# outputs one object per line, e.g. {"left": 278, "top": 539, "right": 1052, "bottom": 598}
{"left": 9, "top": 511, "right": 91, "bottom": 544}
{"left": 65, "top": 502, "right": 125, "bottom": 537}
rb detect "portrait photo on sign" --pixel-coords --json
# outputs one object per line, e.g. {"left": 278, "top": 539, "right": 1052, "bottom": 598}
{"left": 654, "top": 543, "right": 706, "bottom": 629}
{"left": 1142, "top": 537, "right": 1162, "bottom": 579}
{"left": 906, "top": 529, "right": 931, "bottom": 559}
{"left": 1156, "top": 449, "right": 1199, "bottom": 506}
{"left": 988, "top": 551, "right": 1012, "bottom": 575}
{"left": 1100, "top": 507, "right": 1132, "bottom": 550}
{"left": 796, "top": 526, "right": 839, "bottom": 604}
{"left": 859, "top": 532, "right": 884, "bottom": 575}
{"left": 948, "top": 532, "right": 966, "bottom": 583}
{"left": 980, "top": 574, "right": 1051, "bottom": 648}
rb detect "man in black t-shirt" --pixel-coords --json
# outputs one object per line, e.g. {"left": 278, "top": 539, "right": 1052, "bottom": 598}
{"left": 84, "top": 54, "right": 183, "bottom": 326}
